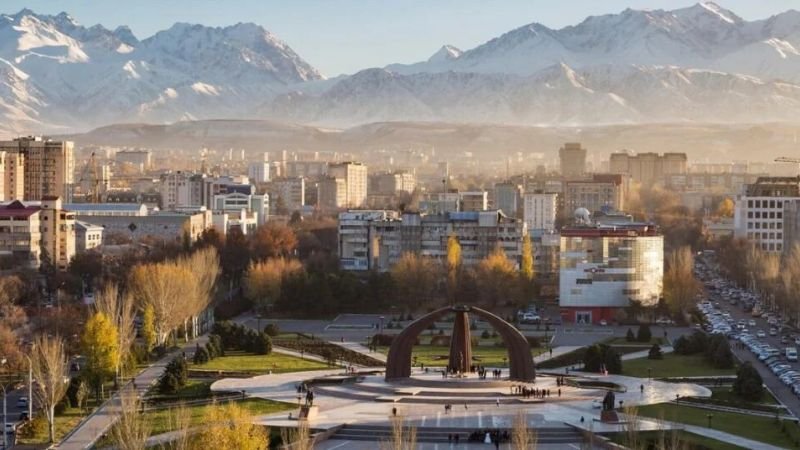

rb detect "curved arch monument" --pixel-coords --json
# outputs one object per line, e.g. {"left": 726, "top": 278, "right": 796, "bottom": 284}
{"left": 385, "top": 305, "right": 536, "bottom": 381}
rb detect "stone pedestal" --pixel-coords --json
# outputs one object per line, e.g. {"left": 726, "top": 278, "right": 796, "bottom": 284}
{"left": 449, "top": 308, "right": 473, "bottom": 374}
{"left": 600, "top": 410, "right": 620, "bottom": 423}
{"left": 298, "top": 405, "right": 319, "bottom": 421}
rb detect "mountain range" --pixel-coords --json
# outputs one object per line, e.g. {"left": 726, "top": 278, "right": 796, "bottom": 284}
{"left": 4, "top": 2, "right": 800, "bottom": 134}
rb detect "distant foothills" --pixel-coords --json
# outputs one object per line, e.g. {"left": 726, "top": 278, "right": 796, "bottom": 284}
{"left": 4, "top": 3, "right": 800, "bottom": 134}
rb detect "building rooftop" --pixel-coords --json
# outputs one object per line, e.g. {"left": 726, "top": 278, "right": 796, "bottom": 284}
{"left": 65, "top": 203, "right": 146, "bottom": 212}
{"left": 0, "top": 200, "right": 40, "bottom": 218}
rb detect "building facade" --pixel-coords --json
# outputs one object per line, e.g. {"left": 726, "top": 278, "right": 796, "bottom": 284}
{"left": 523, "top": 192, "right": 558, "bottom": 233}
{"left": 563, "top": 174, "right": 626, "bottom": 217}
{"left": 328, "top": 162, "right": 368, "bottom": 208}
{"left": 75, "top": 221, "right": 104, "bottom": 253}
{"left": 338, "top": 210, "right": 402, "bottom": 271}
{"left": 559, "top": 222, "right": 663, "bottom": 324}
{"left": 494, "top": 182, "right": 521, "bottom": 218}
{"left": 559, "top": 143, "right": 587, "bottom": 178}
{"left": 734, "top": 177, "right": 800, "bottom": 253}
{"left": 609, "top": 152, "right": 688, "bottom": 185}
{"left": 0, "top": 137, "right": 75, "bottom": 202}
{"left": 268, "top": 177, "right": 306, "bottom": 213}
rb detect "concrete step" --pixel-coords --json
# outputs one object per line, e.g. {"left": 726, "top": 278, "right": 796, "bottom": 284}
{"left": 329, "top": 424, "right": 583, "bottom": 444}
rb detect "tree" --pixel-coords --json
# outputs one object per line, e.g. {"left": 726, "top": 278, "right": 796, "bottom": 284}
{"left": 583, "top": 344, "right": 622, "bottom": 374}
{"left": 110, "top": 388, "right": 149, "bottom": 450}
{"left": 254, "top": 332, "right": 272, "bottom": 355}
{"left": 648, "top": 344, "right": 663, "bottom": 360}
{"left": 220, "top": 227, "right": 250, "bottom": 282}
{"left": 141, "top": 304, "right": 157, "bottom": 353}
{"left": 30, "top": 334, "right": 69, "bottom": 443}
{"left": 511, "top": 411, "right": 537, "bottom": 450}
{"left": 475, "top": 246, "right": 518, "bottom": 307}
{"left": 520, "top": 234, "right": 534, "bottom": 282}
{"left": 94, "top": 283, "right": 136, "bottom": 382}
{"left": 250, "top": 223, "right": 298, "bottom": 261}
{"left": 716, "top": 197, "right": 735, "bottom": 218}
{"left": 446, "top": 234, "right": 461, "bottom": 304}
{"left": 733, "top": 362, "right": 764, "bottom": 402}
{"left": 197, "top": 402, "right": 269, "bottom": 450}
{"left": 81, "top": 312, "right": 120, "bottom": 399}
{"left": 391, "top": 252, "right": 437, "bottom": 310}
{"left": 625, "top": 328, "right": 635, "bottom": 342}
{"left": 263, "top": 323, "right": 280, "bottom": 337}
{"left": 243, "top": 258, "right": 304, "bottom": 314}
{"left": 663, "top": 247, "right": 701, "bottom": 315}
{"left": 129, "top": 261, "right": 194, "bottom": 346}
{"left": 636, "top": 324, "right": 652, "bottom": 343}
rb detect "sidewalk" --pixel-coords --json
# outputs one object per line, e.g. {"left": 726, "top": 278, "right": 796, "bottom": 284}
{"left": 328, "top": 340, "right": 387, "bottom": 364}
{"left": 55, "top": 336, "right": 208, "bottom": 450}
{"left": 534, "top": 346, "right": 581, "bottom": 365}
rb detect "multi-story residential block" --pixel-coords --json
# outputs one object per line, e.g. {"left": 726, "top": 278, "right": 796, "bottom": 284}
{"left": 3, "top": 151, "right": 24, "bottom": 201}
{"left": 0, "top": 137, "right": 75, "bottom": 201}
{"left": 420, "top": 192, "right": 460, "bottom": 214}
{"left": 317, "top": 176, "right": 347, "bottom": 210}
{"left": 328, "top": 162, "right": 368, "bottom": 208}
{"left": 563, "top": 174, "right": 626, "bottom": 217}
{"left": 248, "top": 160, "right": 270, "bottom": 184}
{"left": 0, "top": 200, "right": 42, "bottom": 267}
{"left": 734, "top": 176, "right": 800, "bottom": 253}
{"left": 559, "top": 143, "right": 587, "bottom": 178}
{"left": 160, "top": 171, "right": 205, "bottom": 210}
{"left": 75, "top": 221, "right": 104, "bottom": 253}
{"left": 40, "top": 196, "right": 76, "bottom": 271}
{"left": 459, "top": 191, "right": 488, "bottom": 212}
{"left": 371, "top": 171, "right": 416, "bottom": 196}
{"left": 115, "top": 149, "right": 152, "bottom": 172}
{"left": 523, "top": 191, "right": 558, "bottom": 233}
{"left": 559, "top": 216, "right": 663, "bottom": 324}
{"left": 337, "top": 210, "right": 525, "bottom": 271}
{"left": 494, "top": 182, "right": 521, "bottom": 217}
{"left": 609, "top": 151, "right": 687, "bottom": 185}
{"left": 268, "top": 177, "right": 306, "bottom": 213}
{"left": 338, "top": 210, "right": 402, "bottom": 271}
{"left": 212, "top": 192, "right": 269, "bottom": 226}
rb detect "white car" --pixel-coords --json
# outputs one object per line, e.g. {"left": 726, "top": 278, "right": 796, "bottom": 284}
{"left": 757, "top": 330, "right": 766, "bottom": 338}
{"left": 748, "top": 320, "right": 756, "bottom": 327}
{"left": 4, "top": 422, "right": 14, "bottom": 434}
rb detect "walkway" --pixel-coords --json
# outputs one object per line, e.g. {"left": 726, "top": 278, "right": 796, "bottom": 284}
{"left": 533, "top": 346, "right": 581, "bottom": 365}
{"left": 56, "top": 336, "right": 208, "bottom": 450}
{"left": 328, "top": 340, "right": 386, "bottom": 363}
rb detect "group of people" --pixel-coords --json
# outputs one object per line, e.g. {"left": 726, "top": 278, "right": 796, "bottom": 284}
{"left": 447, "top": 433, "right": 462, "bottom": 444}
{"left": 555, "top": 375, "right": 568, "bottom": 386}
{"left": 514, "top": 385, "right": 556, "bottom": 399}
{"left": 475, "top": 366, "right": 501, "bottom": 380}
{"left": 467, "top": 429, "right": 510, "bottom": 448}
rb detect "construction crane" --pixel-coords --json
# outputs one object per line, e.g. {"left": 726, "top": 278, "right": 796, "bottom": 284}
{"left": 77, "top": 152, "right": 102, "bottom": 203}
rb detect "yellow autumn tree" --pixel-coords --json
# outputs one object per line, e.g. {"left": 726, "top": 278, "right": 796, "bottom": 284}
{"left": 81, "top": 311, "right": 120, "bottom": 399}
{"left": 391, "top": 252, "right": 437, "bottom": 309}
{"left": 476, "top": 246, "right": 518, "bottom": 307}
{"left": 196, "top": 402, "right": 269, "bottom": 450}
{"left": 520, "top": 235, "right": 534, "bottom": 282}
{"left": 243, "top": 258, "right": 304, "bottom": 314}
{"left": 716, "top": 197, "right": 735, "bottom": 218}
{"left": 446, "top": 234, "right": 462, "bottom": 304}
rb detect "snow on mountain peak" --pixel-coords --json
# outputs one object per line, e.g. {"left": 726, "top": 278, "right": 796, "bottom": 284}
{"left": 698, "top": 2, "right": 739, "bottom": 24}
{"left": 428, "top": 45, "right": 462, "bottom": 63}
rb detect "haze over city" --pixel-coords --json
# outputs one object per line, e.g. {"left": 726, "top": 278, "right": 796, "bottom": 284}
{"left": 0, "top": 2, "right": 798, "bottom": 450}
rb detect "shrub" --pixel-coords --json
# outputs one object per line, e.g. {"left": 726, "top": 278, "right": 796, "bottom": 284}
{"left": 209, "top": 334, "right": 224, "bottom": 357}
{"left": 636, "top": 324, "right": 652, "bottom": 343}
{"left": 648, "top": 344, "right": 663, "bottom": 360}
{"left": 626, "top": 328, "right": 635, "bottom": 342}
{"left": 710, "top": 337, "right": 734, "bottom": 369}
{"left": 205, "top": 342, "right": 217, "bottom": 359}
{"left": 18, "top": 414, "right": 47, "bottom": 439}
{"left": 194, "top": 346, "right": 210, "bottom": 364}
{"left": 733, "top": 362, "right": 764, "bottom": 402}
{"left": 406, "top": 313, "right": 414, "bottom": 321}
{"left": 526, "top": 336, "right": 541, "bottom": 348}
{"left": 159, "top": 373, "right": 181, "bottom": 395}
{"left": 481, "top": 330, "right": 491, "bottom": 339}
{"left": 263, "top": 323, "right": 280, "bottom": 337}
{"left": 254, "top": 332, "right": 273, "bottom": 355}
{"left": 583, "top": 344, "right": 622, "bottom": 374}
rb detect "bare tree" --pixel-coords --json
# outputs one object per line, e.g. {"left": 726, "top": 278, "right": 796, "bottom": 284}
{"left": 280, "top": 420, "right": 313, "bottom": 450}
{"left": 110, "top": 387, "right": 150, "bottom": 450}
{"left": 622, "top": 406, "right": 641, "bottom": 450}
{"left": 167, "top": 403, "right": 192, "bottom": 450}
{"left": 381, "top": 414, "right": 417, "bottom": 450}
{"left": 30, "top": 334, "right": 69, "bottom": 443}
{"left": 511, "top": 410, "right": 537, "bottom": 450}
{"left": 663, "top": 246, "right": 701, "bottom": 316}
{"left": 130, "top": 262, "right": 193, "bottom": 346}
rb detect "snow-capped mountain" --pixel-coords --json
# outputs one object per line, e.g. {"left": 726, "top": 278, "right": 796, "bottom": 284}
{"left": 6, "top": 3, "right": 800, "bottom": 133}
{"left": 0, "top": 9, "right": 322, "bottom": 134}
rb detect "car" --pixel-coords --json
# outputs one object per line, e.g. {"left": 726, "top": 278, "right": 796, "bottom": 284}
{"left": 16, "top": 397, "right": 27, "bottom": 408}
{"left": 749, "top": 320, "right": 757, "bottom": 327}
{"left": 770, "top": 328, "right": 778, "bottom": 336}
{"left": 599, "top": 319, "right": 608, "bottom": 326}
{"left": 4, "top": 422, "right": 14, "bottom": 434}
{"left": 757, "top": 330, "right": 766, "bottom": 338}
{"left": 656, "top": 317, "right": 675, "bottom": 325}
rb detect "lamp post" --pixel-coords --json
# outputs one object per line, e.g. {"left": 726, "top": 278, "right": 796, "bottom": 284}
{"left": 707, "top": 413, "right": 713, "bottom": 429}
{"left": 1, "top": 357, "right": 7, "bottom": 450}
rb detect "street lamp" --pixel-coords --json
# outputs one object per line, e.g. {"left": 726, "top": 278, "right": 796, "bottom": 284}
{"left": 1, "top": 358, "right": 7, "bottom": 450}
{"left": 707, "top": 413, "right": 713, "bottom": 429}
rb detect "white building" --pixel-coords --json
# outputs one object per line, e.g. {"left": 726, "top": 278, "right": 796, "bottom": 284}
{"left": 559, "top": 218, "right": 663, "bottom": 325}
{"left": 75, "top": 221, "right": 104, "bottom": 253}
{"left": 212, "top": 192, "right": 269, "bottom": 226}
{"left": 734, "top": 177, "right": 800, "bottom": 253}
{"left": 338, "top": 210, "right": 401, "bottom": 271}
{"left": 248, "top": 161, "right": 270, "bottom": 184}
{"left": 328, "top": 162, "right": 368, "bottom": 208}
{"left": 523, "top": 192, "right": 558, "bottom": 233}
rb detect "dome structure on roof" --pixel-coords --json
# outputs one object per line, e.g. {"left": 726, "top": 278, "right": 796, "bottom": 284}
{"left": 574, "top": 207, "right": 592, "bottom": 225}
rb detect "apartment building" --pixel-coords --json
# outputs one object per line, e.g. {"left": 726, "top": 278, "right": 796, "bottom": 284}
{"left": 0, "top": 197, "right": 76, "bottom": 269}
{"left": 248, "top": 160, "right": 270, "bottom": 184}
{"left": 734, "top": 176, "right": 800, "bottom": 253}
{"left": 75, "top": 221, "right": 104, "bottom": 253}
{"left": 212, "top": 192, "right": 269, "bottom": 226}
{"left": 317, "top": 176, "right": 347, "bottom": 210}
{"left": 523, "top": 192, "right": 558, "bottom": 233}
{"left": 563, "top": 174, "right": 626, "bottom": 217}
{"left": 460, "top": 191, "right": 488, "bottom": 212}
{"left": 338, "top": 210, "right": 402, "bottom": 271}
{"left": 370, "top": 171, "right": 416, "bottom": 195}
{"left": 559, "top": 143, "right": 587, "bottom": 178}
{"left": 328, "top": 162, "right": 368, "bottom": 208}
{"left": 494, "top": 182, "right": 521, "bottom": 217}
{"left": 268, "top": 177, "right": 306, "bottom": 213}
{"left": 3, "top": 151, "right": 23, "bottom": 201}
{"left": 0, "top": 137, "right": 75, "bottom": 201}
{"left": 609, "top": 151, "right": 687, "bottom": 185}
{"left": 115, "top": 149, "right": 152, "bottom": 173}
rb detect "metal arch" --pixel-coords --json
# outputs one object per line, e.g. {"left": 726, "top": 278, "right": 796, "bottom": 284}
{"left": 385, "top": 306, "right": 451, "bottom": 380}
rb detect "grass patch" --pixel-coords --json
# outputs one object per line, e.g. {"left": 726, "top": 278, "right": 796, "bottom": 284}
{"left": 623, "top": 354, "right": 735, "bottom": 378}
{"left": 145, "top": 398, "right": 293, "bottom": 436}
{"left": 711, "top": 387, "right": 778, "bottom": 406}
{"left": 16, "top": 407, "right": 85, "bottom": 445}
{"left": 147, "top": 379, "right": 213, "bottom": 403}
{"left": 606, "top": 336, "right": 665, "bottom": 346}
{"left": 608, "top": 430, "right": 746, "bottom": 450}
{"left": 193, "top": 351, "right": 329, "bottom": 374}
{"left": 637, "top": 403, "right": 800, "bottom": 449}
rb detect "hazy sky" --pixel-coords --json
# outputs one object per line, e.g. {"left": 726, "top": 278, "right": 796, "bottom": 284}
{"left": 4, "top": 1, "right": 797, "bottom": 76}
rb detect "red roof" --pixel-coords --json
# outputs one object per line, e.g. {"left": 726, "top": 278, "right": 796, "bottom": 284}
{"left": 0, "top": 200, "right": 40, "bottom": 218}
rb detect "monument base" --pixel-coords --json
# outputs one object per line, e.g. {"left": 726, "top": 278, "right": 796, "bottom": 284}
{"left": 298, "top": 405, "right": 319, "bottom": 421}
{"left": 600, "top": 410, "right": 620, "bottom": 423}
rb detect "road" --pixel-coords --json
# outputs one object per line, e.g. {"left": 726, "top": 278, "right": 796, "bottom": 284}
{"left": 699, "top": 257, "right": 800, "bottom": 418}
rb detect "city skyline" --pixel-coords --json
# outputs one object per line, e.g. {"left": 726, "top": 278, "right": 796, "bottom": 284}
{"left": 2, "top": 0, "right": 796, "bottom": 76}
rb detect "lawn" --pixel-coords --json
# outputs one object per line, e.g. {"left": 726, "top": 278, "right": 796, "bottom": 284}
{"left": 606, "top": 336, "right": 665, "bottom": 346}
{"left": 147, "top": 379, "right": 212, "bottom": 402}
{"left": 378, "top": 345, "right": 545, "bottom": 367}
{"left": 16, "top": 407, "right": 85, "bottom": 445}
{"left": 637, "top": 403, "right": 800, "bottom": 449}
{"left": 146, "top": 398, "right": 293, "bottom": 436}
{"left": 193, "top": 351, "right": 329, "bottom": 374}
{"left": 609, "top": 430, "right": 746, "bottom": 450}
{"left": 710, "top": 387, "right": 778, "bottom": 405}
{"left": 623, "top": 354, "right": 736, "bottom": 378}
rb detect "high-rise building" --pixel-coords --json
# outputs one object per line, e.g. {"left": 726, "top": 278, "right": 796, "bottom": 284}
{"left": 115, "top": 149, "right": 152, "bottom": 173}
{"left": 523, "top": 192, "right": 558, "bottom": 233}
{"left": 559, "top": 143, "right": 587, "bottom": 178}
{"left": 494, "top": 182, "right": 521, "bottom": 217}
{"left": 160, "top": 172, "right": 205, "bottom": 210}
{"left": 563, "top": 174, "right": 626, "bottom": 217}
{"left": 40, "top": 196, "right": 76, "bottom": 271}
{"left": 317, "top": 176, "right": 347, "bottom": 210}
{"left": 269, "top": 177, "right": 306, "bottom": 213}
{"left": 3, "top": 151, "right": 24, "bottom": 201}
{"left": 734, "top": 176, "right": 800, "bottom": 253}
{"left": 248, "top": 161, "right": 270, "bottom": 184}
{"left": 560, "top": 218, "right": 663, "bottom": 324}
{"left": 0, "top": 137, "right": 75, "bottom": 201}
{"left": 371, "top": 171, "right": 416, "bottom": 195}
{"left": 609, "top": 151, "right": 687, "bottom": 185}
{"left": 328, "top": 162, "right": 368, "bottom": 207}
{"left": 459, "top": 191, "right": 488, "bottom": 212}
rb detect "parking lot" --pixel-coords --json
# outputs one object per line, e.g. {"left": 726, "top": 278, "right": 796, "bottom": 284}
{"left": 697, "top": 255, "right": 800, "bottom": 417}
